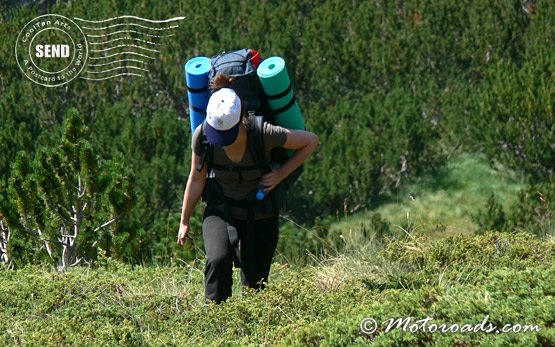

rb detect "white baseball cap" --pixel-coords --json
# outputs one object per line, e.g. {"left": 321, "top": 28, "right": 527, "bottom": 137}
{"left": 204, "top": 88, "right": 242, "bottom": 146}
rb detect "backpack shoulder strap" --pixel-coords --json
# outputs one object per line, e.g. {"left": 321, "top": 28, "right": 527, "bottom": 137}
{"left": 196, "top": 122, "right": 214, "bottom": 172}
{"left": 247, "top": 115, "right": 271, "bottom": 174}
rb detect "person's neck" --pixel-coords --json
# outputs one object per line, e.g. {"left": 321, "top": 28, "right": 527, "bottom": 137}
{"left": 223, "top": 125, "right": 247, "bottom": 161}
{"left": 229, "top": 125, "right": 247, "bottom": 148}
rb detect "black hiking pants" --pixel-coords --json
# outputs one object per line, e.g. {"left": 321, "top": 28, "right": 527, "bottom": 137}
{"left": 202, "top": 207, "right": 279, "bottom": 303}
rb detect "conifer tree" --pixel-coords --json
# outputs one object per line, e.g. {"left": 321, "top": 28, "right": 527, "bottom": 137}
{"left": 0, "top": 218, "right": 11, "bottom": 268}
{"left": 0, "top": 108, "right": 134, "bottom": 269}
{"left": 0, "top": 154, "right": 51, "bottom": 266}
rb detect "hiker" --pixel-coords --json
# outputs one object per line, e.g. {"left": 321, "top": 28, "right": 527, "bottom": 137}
{"left": 177, "top": 74, "right": 318, "bottom": 303}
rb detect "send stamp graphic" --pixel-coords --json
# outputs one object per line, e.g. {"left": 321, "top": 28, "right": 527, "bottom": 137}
{"left": 15, "top": 14, "right": 184, "bottom": 87}
{"left": 15, "top": 14, "right": 87, "bottom": 87}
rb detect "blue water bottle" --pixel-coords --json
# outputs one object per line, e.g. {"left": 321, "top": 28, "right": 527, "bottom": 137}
{"left": 256, "top": 185, "right": 265, "bottom": 201}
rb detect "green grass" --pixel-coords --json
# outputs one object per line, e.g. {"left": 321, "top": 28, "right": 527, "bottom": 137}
{"left": 1, "top": 155, "right": 551, "bottom": 346}
{"left": 331, "top": 153, "right": 526, "bottom": 239}
{"left": 1, "top": 232, "right": 554, "bottom": 346}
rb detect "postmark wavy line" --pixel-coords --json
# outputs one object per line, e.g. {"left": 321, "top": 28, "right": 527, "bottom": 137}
{"left": 90, "top": 44, "right": 159, "bottom": 53}
{"left": 85, "top": 66, "right": 149, "bottom": 74}
{"left": 80, "top": 23, "right": 179, "bottom": 31}
{"left": 88, "top": 51, "right": 156, "bottom": 60}
{"left": 74, "top": 15, "right": 185, "bottom": 24}
{"left": 89, "top": 37, "right": 160, "bottom": 46}
{"left": 80, "top": 72, "right": 143, "bottom": 81}
{"left": 85, "top": 30, "right": 174, "bottom": 38}
{"left": 87, "top": 59, "right": 148, "bottom": 67}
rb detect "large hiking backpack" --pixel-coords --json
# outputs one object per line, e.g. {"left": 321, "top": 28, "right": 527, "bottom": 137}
{"left": 198, "top": 48, "right": 303, "bottom": 213}
{"left": 208, "top": 48, "right": 270, "bottom": 120}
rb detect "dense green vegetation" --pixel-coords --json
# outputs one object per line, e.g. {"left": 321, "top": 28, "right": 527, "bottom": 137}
{"left": 2, "top": 0, "right": 554, "bottom": 267}
{"left": 0, "top": 0, "right": 555, "bottom": 266}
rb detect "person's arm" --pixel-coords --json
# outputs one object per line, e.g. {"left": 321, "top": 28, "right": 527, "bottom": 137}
{"left": 177, "top": 151, "right": 208, "bottom": 245}
{"left": 260, "top": 129, "right": 319, "bottom": 192}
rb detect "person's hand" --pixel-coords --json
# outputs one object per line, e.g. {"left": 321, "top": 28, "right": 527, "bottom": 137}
{"left": 260, "top": 168, "right": 285, "bottom": 193}
{"left": 177, "top": 222, "right": 190, "bottom": 246}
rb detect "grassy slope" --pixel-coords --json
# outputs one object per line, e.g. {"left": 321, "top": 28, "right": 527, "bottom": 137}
{"left": 1, "top": 155, "right": 552, "bottom": 346}
{"left": 331, "top": 153, "right": 526, "bottom": 240}
{"left": 1, "top": 233, "right": 554, "bottom": 346}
